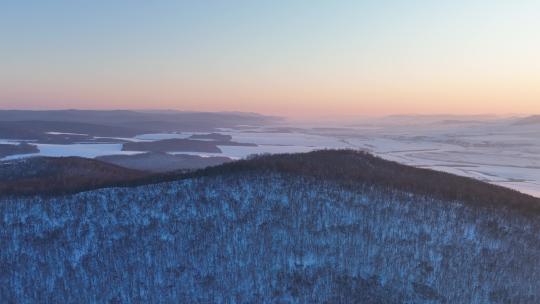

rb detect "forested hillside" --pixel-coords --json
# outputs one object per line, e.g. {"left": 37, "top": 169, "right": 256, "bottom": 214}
{"left": 0, "top": 157, "right": 149, "bottom": 195}
{"left": 1, "top": 150, "right": 539, "bottom": 303}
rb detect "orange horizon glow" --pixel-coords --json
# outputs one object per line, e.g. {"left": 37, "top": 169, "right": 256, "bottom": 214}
{"left": 2, "top": 76, "right": 539, "bottom": 118}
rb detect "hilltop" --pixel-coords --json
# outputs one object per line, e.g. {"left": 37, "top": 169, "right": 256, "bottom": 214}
{"left": 2, "top": 150, "right": 539, "bottom": 302}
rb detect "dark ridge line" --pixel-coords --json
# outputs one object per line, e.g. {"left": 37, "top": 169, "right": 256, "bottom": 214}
{"left": 2, "top": 150, "right": 539, "bottom": 216}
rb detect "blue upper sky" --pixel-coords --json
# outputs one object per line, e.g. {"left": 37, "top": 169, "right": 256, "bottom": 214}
{"left": 1, "top": 1, "right": 539, "bottom": 117}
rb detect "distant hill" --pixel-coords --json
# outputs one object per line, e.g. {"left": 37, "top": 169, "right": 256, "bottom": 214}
{"left": 0, "top": 156, "right": 149, "bottom": 196}
{"left": 0, "top": 110, "right": 281, "bottom": 133}
{"left": 189, "top": 132, "right": 233, "bottom": 141}
{"left": 0, "top": 143, "right": 39, "bottom": 158}
{"left": 97, "top": 152, "right": 231, "bottom": 172}
{"left": 122, "top": 138, "right": 223, "bottom": 153}
{"left": 122, "top": 138, "right": 256, "bottom": 153}
{"left": 513, "top": 115, "right": 540, "bottom": 125}
{"left": 0, "top": 120, "right": 141, "bottom": 142}
{"left": 380, "top": 114, "right": 499, "bottom": 125}
{"left": 1, "top": 150, "right": 540, "bottom": 302}
{"left": 0, "top": 110, "right": 281, "bottom": 144}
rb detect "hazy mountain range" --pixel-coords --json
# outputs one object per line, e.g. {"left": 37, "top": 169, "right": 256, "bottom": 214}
{"left": 0, "top": 110, "right": 280, "bottom": 143}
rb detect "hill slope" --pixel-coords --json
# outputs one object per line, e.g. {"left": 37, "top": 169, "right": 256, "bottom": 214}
{"left": 97, "top": 152, "right": 231, "bottom": 172}
{"left": 1, "top": 150, "right": 539, "bottom": 303}
{"left": 184, "top": 150, "right": 540, "bottom": 214}
{"left": 513, "top": 115, "right": 540, "bottom": 125}
{"left": 0, "top": 143, "right": 39, "bottom": 158}
{"left": 0, "top": 110, "right": 280, "bottom": 135}
{"left": 0, "top": 156, "right": 149, "bottom": 195}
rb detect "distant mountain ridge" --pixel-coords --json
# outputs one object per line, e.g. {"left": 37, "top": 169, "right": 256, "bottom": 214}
{"left": 513, "top": 115, "right": 540, "bottom": 125}
{"left": 0, "top": 110, "right": 281, "bottom": 144}
{"left": 0, "top": 110, "right": 280, "bottom": 130}
{"left": 0, "top": 156, "right": 148, "bottom": 196}
{"left": 97, "top": 152, "right": 231, "bottom": 173}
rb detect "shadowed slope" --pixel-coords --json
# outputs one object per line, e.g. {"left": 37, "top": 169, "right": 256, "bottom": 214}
{"left": 0, "top": 157, "right": 149, "bottom": 196}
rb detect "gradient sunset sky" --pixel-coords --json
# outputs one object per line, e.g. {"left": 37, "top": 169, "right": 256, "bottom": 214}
{"left": 1, "top": 1, "right": 539, "bottom": 117}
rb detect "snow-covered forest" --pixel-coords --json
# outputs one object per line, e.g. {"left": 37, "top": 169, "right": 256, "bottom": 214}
{"left": 1, "top": 151, "right": 539, "bottom": 303}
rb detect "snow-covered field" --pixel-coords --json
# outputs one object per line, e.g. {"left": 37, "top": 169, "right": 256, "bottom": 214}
{"left": 334, "top": 121, "right": 540, "bottom": 198}
{"left": 2, "top": 119, "right": 539, "bottom": 197}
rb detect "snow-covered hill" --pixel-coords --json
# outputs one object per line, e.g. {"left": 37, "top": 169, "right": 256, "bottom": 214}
{"left": 1, "top": 150, "right": 539, "bottom": 303}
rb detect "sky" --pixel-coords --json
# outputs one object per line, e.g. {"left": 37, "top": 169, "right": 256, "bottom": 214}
{"left": 1, "top": 1, "right": 539, "bottom": 118}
